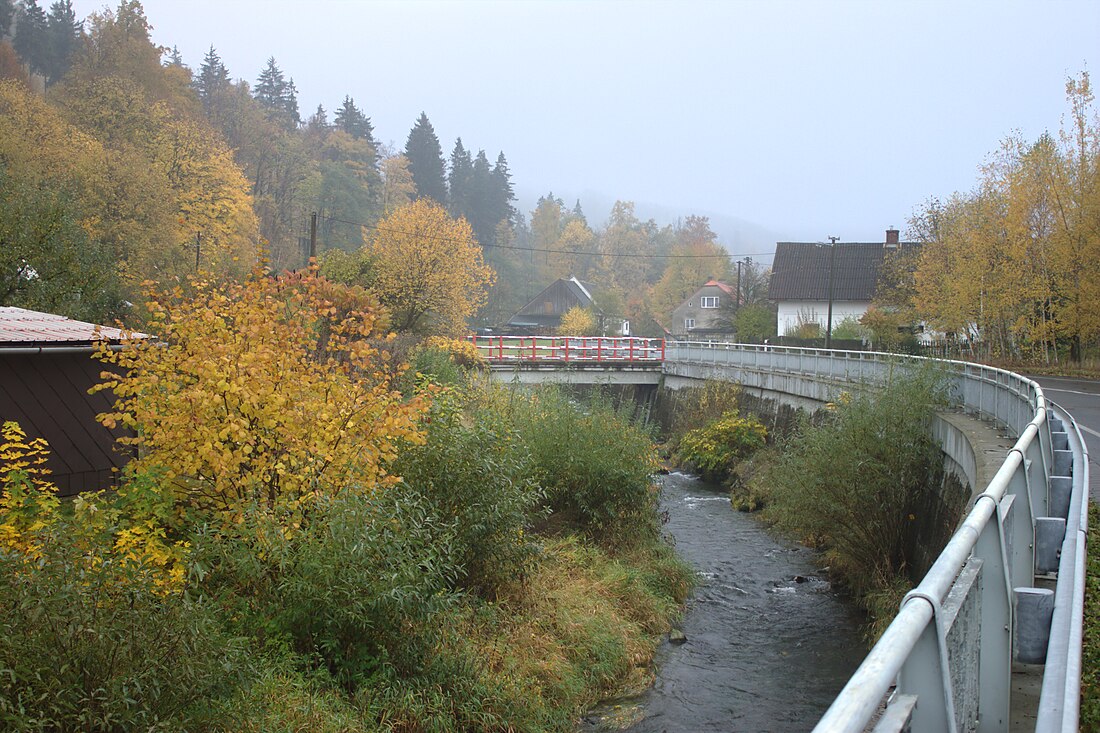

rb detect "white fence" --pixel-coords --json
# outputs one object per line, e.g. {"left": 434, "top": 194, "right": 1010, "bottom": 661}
{"left": 663, "top": 341, "right": 1089, "bottom": 733}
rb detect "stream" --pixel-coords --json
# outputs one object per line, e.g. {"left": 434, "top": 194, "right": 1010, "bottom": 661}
{"left": 584, "top": 472, "right": 867, "bottom": 732}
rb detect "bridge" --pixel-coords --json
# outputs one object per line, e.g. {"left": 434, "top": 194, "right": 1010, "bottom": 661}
{"left": 470, "top": 336, "right": 1089, "bottom": 733}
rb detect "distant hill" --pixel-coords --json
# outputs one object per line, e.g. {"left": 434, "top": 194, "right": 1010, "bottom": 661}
{"left": 515, "top": 186, "right": 782, "bottom": 266}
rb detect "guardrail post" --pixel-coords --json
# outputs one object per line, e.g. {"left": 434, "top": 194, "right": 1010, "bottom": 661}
{"left": 1005, "top": 460, "right": 1035, "bottom": 600}
{"left": 975, "top": 499, "right": 1012, "bottom": 732}
{"left": 898, "top": 594, "right": 958, "bottom": 733}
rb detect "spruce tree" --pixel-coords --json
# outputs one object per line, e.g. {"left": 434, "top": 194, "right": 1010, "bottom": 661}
{"left": 195, "top": 45, "right": 229, "bottom": 108}
{"left": 165, "top": 44, "right": 183, "bottom": 67}
{"left": 334, "top": 96, "right": 378, "bottom": 166}
{"left": 13, "top": 0, "right": 47, "bottom": 76}
{"left": 254, "top": 57, "right": 298, "bottom": 129}
{"left": 571, "top": 199, "right": 586, "bottom": 225}
{"left": 0, "top": 0, "right": 14, "bottom": 39}
{"left": 468, "top": 149, "right": 495, "bottom": 246}
{"left": 492, "top": 151, "right": 516, "bottom": 225}
{"left": 447, "top": 137, "right": 473, "bottom": 219}
{"left": 284, "top": 77, "right": 300, "bottom": 127}
{"left": 44, "top": 0, "right": 80, "bottom": 85}
{"left": 307, "top": 103, "right": 329, "bottom": 132}
{"left": 403, "top": 112, "right": 447, "bottom": 204}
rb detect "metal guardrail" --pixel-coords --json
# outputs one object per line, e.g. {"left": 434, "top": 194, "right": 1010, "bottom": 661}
{"left": 470, "top": 335, "right": 664, "bottom": 363}
{"left": 663, "top": 341, "right": 1088, "bottom": 733}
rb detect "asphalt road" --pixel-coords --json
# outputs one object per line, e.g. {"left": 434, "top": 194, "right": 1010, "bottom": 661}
{"left": 1027, "top": 375, "right": 1100, "bottom": 503}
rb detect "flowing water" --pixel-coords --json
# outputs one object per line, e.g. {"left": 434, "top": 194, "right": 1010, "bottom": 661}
{"left": 583, "top": 472, "right": 867, "bottom": 732}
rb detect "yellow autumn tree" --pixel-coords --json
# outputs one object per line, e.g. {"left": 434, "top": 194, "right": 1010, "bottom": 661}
{"left": 368, "top": 199, "right": 495, "bottom": 335}
{"left": 911, "top": 72, "right": 1100, "bottom": 362}
{"left": 558, "top": 305, "right": 598, "bottom": 336}
{"left": 647, "top": 215, "right": 731, "bottom": 321}
{"left": 95, "top": 270, "right": 428, "bottom": 525}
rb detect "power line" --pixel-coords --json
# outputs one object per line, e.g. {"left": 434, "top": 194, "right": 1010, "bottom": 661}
{"left": 319, "top": 213, "right": 773, "bottom": 261}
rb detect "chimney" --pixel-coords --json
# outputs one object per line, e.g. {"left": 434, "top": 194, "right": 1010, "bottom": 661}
{"left": 885, "top": 227, "right": 900, "bottom": 248}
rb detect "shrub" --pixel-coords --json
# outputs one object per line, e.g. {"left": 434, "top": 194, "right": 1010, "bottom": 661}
{"left": 393, "top": 388, "right": 544, "bottom": 596}
{"left": 94, "top": 270, "right": 428, "bottom": 528}
{"left": 558, "top": 306, "right": 597, "bottom": 336}
{"left": 757, "top": 369, "right": 963, "bottom": 631}
{"left": 660, "top": 379, "right": 743, "bottom": 445}
{"left": 196, "top": 489, "right": 458, "bottom": 692}
{"left": 501, "top": 387, "right": 660, "bottom": 541}
{"left": 0, "top": 511, "right": 246, "bottom": 731}
{"left": 677, "top": 410, "right": 767, "bottom": 481}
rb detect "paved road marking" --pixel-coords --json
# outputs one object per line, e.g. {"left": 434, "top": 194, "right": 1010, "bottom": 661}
{"left": 1078, "top": 423, "right": 1100, "bottom": 440}
{"left": 1041, "top": 386, "right": 1100, "bottom": 397}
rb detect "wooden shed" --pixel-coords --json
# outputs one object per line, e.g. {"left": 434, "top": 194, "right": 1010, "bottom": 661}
{"left": 0, "top": 307, "right": 137, "bottom": 496}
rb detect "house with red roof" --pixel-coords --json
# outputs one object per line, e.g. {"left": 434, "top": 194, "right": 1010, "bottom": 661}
{"left": 669, "top": 280, "right": 736, "bottom": 339}
{"left": 0, "top": 307, "right": 140, "bottom": 495}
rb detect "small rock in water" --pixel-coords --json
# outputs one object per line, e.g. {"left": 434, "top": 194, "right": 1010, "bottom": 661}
{"left": 669, "top": 628, "right": 687, "bottom": 644}
{"left": 793, "top": 575, "right": 809, "bottom": 583}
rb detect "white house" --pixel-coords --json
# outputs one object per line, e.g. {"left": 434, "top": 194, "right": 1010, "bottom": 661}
{"left": 768, "top": 229, "right": 911, "bottom": 336}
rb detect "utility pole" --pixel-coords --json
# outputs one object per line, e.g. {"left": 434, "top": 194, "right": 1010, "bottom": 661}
{"left": 825, "top": 236, "right": 839, "bottom": 349}
{"left": 735, "top": 256, "right": 752, "bottom": 309}
{"left": 309, "top": 212, "right": 318, "bottom": 265}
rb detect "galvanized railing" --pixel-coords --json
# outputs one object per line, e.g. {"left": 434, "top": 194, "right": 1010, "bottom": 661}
{"left": 663, "top": 341, "right": 1088, "bottom": 733}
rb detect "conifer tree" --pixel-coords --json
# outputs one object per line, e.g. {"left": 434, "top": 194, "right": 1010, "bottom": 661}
{"left": 44, "top": 0, "right": 80, "bottom": 85}
{"left": 571, "top": 199, "right": 586, "bottom": 225}
{"left": 468, "top": 149, "right": 495, "bottom": 246}
{"left": 0, "top": 0, "right": 14, "bottom": 39}
{"left": 403, "top": 111, "right": 446, "bottom": 203}
{"left": 164, "top": 44, "right": 183, "bottom": 67}
{"left": 492, "top": 151, "right": 516, "bottom": 225}
{"left": 447, "top": 137, "right": 473, "bottom": 219}
{"left": 307, "top": 103, "right": 328, "bottom": 132}
{"left": 333, "top": 95, "right": 377, "bottom": 165}
{"left": 13, "top": 0, "right": 47, "bottom": 76}
{"left": 254, "top": 56, "right": 298, "bottom": 129}
{"left": 195, "top": 45, "right": 229, "bottom": 108}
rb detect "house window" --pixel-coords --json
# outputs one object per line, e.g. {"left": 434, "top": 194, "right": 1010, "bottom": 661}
{"left": 685, "top": 318, "right": 695, "bottom": 330}
{"left": 701, "top": 296, "right": 719, "bottom": 309}
{"left": 621, "top": 320, "right": 630, "bottom": 336}
{"left": 543, "top": 301, "right": 553, "bottom": 314}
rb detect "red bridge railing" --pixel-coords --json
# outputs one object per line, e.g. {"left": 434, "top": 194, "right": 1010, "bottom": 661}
{"left": 470, "top": 336, "right": 665, "bottom": 363}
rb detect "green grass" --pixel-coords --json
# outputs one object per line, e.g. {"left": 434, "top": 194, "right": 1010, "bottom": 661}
{"left": 1081, "top": 501, "right": 1100, "bottom": 728}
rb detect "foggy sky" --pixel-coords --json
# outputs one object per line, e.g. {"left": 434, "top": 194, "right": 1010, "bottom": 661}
{"left": 69, "top": 0, "right": 1100, "bottom": 255}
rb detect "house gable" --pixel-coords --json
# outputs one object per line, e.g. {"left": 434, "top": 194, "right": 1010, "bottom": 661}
{"left": 506, "top": 276, "right": 600, "bottom": 331}
{"left": 669, "top": 280, "right": 735, "bottom": 337}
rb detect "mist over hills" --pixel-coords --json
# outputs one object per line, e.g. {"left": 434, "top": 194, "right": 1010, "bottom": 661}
{"left": 515, "top": 186, "right": 783, "bottom": 267}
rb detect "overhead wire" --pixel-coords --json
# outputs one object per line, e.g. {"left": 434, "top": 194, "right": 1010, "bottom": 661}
{"left": 318, "top": 212, "right": 773, "bottom": 260}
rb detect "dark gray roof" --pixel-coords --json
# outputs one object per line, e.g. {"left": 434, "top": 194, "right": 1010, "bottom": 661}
{"left": 768, "top": 242, "right": 907, "bottom": 301}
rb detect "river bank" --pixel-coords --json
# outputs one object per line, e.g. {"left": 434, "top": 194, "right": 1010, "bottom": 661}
{"left": 582, "top": 473, "right": 866, "bottom": 732}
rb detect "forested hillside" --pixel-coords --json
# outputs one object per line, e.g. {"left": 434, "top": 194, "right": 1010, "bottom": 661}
{"left": 0, "top": 0, "right": 748, "bottom": 336}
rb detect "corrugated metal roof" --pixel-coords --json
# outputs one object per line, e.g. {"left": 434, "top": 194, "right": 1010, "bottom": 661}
{"left": 0, "top": 307, "right": 136, "bottom": 345}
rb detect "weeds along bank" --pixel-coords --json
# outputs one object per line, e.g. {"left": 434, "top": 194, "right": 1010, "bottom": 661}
{"left": 660, "top": 371, "right": 967, "bottom": 637}
{"left": 0, "top": 272, "right": 691, "bottom": 732}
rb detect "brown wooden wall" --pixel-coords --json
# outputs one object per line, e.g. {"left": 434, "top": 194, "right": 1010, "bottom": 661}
{"left": 0, "top": 352, "right": 132, "bottom": 496}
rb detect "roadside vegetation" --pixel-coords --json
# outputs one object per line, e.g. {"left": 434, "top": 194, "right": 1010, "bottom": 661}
{"left": 1082, "top": 501, "right": 1100, "bottom": 729}
{"left": 748, "top": 371, "right": 964, "bottom": 636}
{"left": 0, "top": 271, "right": 691, "bottom": 732}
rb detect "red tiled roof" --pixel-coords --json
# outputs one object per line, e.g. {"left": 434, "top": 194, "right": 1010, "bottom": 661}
{"left": 0, "top": 307, "right": 138, "bottom": 345}
{"left": 704, "top": 280, "right": 735, "bottom": 295}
